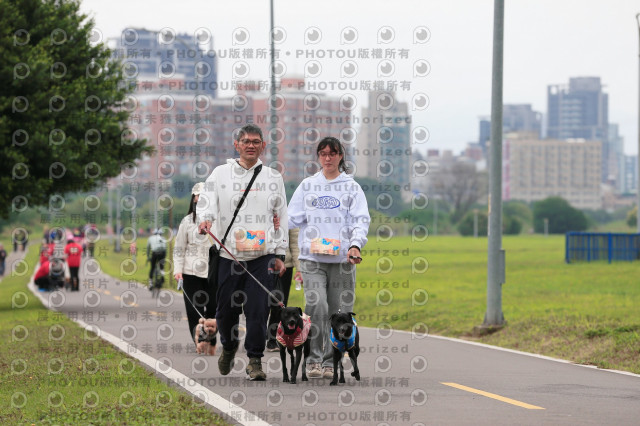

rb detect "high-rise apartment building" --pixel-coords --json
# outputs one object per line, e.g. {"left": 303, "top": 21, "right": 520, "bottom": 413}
{"left": 109, "top": 28, "right": 218, "bottom": 98}
{"left": 355, "top": 91, "right": 411, "bottom": 187}
{"left": 622, "top": 155, "right": 638, "bottom": 195}
{"left": 478, "top": 104, "right": 542, "bottom": 155}
{"left": 547, "top": 77, "right": 609, "bottom": 182}
{"left": 123, "top": 75, "right": 352, "bottom": 186}
{"left": 503, "top": 132, "right": 602, "bottom": 209}
{"left": 608, "top": 123, "right": 625, "bottom": 191}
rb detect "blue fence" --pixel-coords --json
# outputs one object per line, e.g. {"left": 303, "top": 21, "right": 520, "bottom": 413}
{"left": 565, "top": 232, "right": 640, "bottom": 263}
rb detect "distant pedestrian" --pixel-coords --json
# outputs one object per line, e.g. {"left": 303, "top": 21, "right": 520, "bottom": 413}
{"left": 129, "top": 241, "right": 137, "bottom": 263}
{"left": 64, "top": 239, "right": 83, "bottom": 291}
{"left": 0, "top": 244, "right": 7, "bottom": 276}
{"left": 34, "top": 259, "right": 52, "bottom": 291}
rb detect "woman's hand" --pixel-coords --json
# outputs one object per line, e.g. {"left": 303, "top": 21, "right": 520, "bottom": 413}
{"left": 174, "top": 272, "right": 183, "bottom": 281}
{"left": 347, "top": 247, "right": 362, "bottom": 265}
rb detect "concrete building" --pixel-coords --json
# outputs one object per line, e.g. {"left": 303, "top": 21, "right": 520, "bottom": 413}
{"left": 478, "top": 104, "right": 542, "bottom": 155}
{"left": 237, "top": 77, "right": 352, "bottom": 183}
{"left": 503, "top": 133, "right": 602, "bottom": 209}
{"left": 622, "top": 155, "right": 638, "bottom": 195}
{"left": 109, "top": 28, "right": 218, "bottom": 98}
{"left": 355, "top": 91, "right": 412, "bottom": 187}
{"left": 124, "top": 76, "right": 351, "bottom": 186}
{"left": 547, "top": 77, "right": 609, "bottom": 182}
{"left": 608, "top": 123, "right": 625, "bottom": 191}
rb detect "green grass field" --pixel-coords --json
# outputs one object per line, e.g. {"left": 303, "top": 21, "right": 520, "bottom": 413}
{"left": 0, "top": 247, "right": 227, "bottom": 424}
{"left": 91, "top": 234, "right": 640, "bottom": 374}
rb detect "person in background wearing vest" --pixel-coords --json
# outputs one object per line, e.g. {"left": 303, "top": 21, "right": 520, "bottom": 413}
{"left": 146, "top": 229, "right": 167, "bottom": 290}
{"left": 64, "top": 239, "right": 83, "bottom": 291}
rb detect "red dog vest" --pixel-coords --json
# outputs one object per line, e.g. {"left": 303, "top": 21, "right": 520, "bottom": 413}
{"left": 276, "top": 314, "right": 311, "bottom": 350}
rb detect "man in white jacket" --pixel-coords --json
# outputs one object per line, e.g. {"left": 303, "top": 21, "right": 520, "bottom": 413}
{"left": 198, "top": 124, "right": 288, "bottom": 381}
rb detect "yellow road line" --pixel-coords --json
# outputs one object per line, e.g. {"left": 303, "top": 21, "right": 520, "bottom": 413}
{"left": 441, "top": 382, "right": 545, "bottom": 410}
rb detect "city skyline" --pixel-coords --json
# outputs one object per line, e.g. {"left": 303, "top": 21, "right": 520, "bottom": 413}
{"left": 80, "top": 0, "right": 640, "bottom": 156}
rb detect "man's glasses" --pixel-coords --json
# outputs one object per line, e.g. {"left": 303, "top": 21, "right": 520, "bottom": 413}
{"left": 318, "top": 151, "right": 339, "bottom": 158}
{"left": 239, "top": 139, "right": 263, "bottom": 146}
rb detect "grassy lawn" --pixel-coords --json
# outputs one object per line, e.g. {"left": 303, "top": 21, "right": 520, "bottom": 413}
{"left": 94, "top": 233, "right": 640, "bottom": 374}
{"left": 0, "top": 247, "right": 227, "bottom": 424}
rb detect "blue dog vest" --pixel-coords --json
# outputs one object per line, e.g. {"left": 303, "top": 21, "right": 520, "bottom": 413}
{"left": 330, "top": 319, "right": 357, "bottom": 353}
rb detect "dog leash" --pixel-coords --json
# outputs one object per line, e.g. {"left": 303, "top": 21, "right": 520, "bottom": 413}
{"left": 179, "top": 282, "right": 206, "bottom": 320}
{"left": 178, "top": 279, "right": 217, "bottom": 343}
{"left": 206, "top": 229, "right": 285, "bottom": 309}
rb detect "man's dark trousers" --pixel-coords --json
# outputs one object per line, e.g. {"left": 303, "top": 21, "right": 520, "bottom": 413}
{"left": 216, "top": 255, "right": 276, "bottom": 358}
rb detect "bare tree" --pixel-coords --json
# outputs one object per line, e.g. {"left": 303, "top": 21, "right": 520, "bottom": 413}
{"left": 431, "top": 162, "right": 487, "bottom": 224}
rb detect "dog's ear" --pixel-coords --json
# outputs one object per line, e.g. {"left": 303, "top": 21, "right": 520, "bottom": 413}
{"left": 297, "top": 307, "right": 303, "bottom": 316}
{"left": 329, "top": 313, "right": 336, "bottom": 320}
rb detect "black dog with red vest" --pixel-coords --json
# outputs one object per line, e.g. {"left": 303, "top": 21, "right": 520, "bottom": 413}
{"left": 276, "top": 307, "right": 311, "bottom": 384}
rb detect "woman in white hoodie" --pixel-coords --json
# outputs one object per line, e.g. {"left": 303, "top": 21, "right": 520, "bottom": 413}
{"left": 288, "top": 137, "right": 370, "bottom": 380}
{"left": 174, "top": 182, "right": 216, "bottom": 355}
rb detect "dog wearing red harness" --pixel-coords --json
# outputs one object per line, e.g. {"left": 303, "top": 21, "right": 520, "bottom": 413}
{"left": 276, "top": 307, "right": 312, "bottom": 384}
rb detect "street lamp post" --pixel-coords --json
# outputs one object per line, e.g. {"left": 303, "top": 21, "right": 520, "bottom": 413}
{"left": 482, "top": 0, "right": 506, "bottom": 330}
{"left": 636, "top": 13, "right": 640, "bottom": 233}
{"left": 269, "top": 0, "right": 278, "bottom": 165}
{"left": 115, "top": 185, "right": 122, "bottom": 252}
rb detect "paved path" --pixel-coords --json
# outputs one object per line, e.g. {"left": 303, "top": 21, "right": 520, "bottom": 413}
{"left": 31, "top": 262, "right": 640, "bottom": 425}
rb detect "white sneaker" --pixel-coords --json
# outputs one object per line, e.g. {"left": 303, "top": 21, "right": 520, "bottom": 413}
{"left": 322, "top": 366, "right": 334, "bottom": 379}
{"left": 307, "top": 362, "right": 322, "bottom": 378}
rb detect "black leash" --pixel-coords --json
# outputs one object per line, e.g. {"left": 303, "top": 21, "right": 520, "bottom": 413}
{"left": 178, "top": 279, "right": 216, "bottom": 344}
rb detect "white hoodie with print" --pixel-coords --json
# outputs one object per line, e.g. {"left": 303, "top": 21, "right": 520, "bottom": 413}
{"left": 288, "top": 171, "right": 370, "bottom": 263}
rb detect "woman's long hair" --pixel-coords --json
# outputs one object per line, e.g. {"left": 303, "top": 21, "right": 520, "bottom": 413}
{"left": 188, "top": 194, "right": 197, "bottom": 223}
{"left": 316, "top": 137, "right": 349, "bottom": 173}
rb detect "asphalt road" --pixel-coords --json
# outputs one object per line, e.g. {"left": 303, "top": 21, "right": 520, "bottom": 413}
{"left": 31, "top": 261, "right": 640, "bottom": 426}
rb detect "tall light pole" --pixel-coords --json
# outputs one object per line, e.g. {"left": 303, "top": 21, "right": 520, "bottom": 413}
{"left": 115, "top": 185, "right": 122, "bottom": 252}
{"left": 636, "top": 13, "right": 640, "bottom": 233}
{"left": 481, "top": 0, "right": 506, "bottom": 330}
{"left": 269, "top": 0, "right": 278, "bottom": 165}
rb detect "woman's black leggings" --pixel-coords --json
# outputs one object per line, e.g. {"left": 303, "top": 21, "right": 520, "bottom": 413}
{"left": 181, "top": 274, "right": 217, "bottom": 342}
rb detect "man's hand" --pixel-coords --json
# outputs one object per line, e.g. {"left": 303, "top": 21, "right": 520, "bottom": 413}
{"left": 270, "top": 258, "right": 286, "bottom": 277}
{"left": 273, "top": 213, "right": 280, "bottom": 231}
{"left": 347, "top": 247, "right": 362, "bottom": 265}
{"left": 174, "top": 272, "right": 183, "bottom": 281}
{"left": 198, "top": 220, "right": 212, "bottom": 235}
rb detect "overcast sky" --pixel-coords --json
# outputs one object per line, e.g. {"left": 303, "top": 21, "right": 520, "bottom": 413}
{"left": 80, "top": 0, "right": 640, "bottom": 155}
